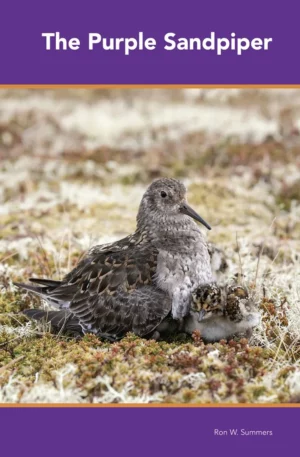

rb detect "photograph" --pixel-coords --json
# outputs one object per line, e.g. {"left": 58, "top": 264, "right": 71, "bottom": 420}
{"left": 0, "top": 87, "right": 299, "bottom": 404}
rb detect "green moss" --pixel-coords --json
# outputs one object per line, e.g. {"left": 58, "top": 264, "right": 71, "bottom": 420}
{"left": 1, "top": 116, "right": 300, "bottom": 402}
{"left": 0, "top": 250, "right": 299, "bottom": 403}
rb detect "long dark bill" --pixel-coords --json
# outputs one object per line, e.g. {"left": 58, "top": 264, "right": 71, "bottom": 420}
{"left": 180, "top": 203, "right": 211, "bottom": 230}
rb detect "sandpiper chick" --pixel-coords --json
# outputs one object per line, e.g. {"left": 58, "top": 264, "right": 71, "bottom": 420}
{"left": 15, "top": 178, "right": 212, "bottom": 340}
{"left": 184, "top": 283, "right": 261, "bottom": 342}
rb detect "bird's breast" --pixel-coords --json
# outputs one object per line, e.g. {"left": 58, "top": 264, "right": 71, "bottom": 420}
{"left": 155, "top": 244, "right": 213, "bottom": 298}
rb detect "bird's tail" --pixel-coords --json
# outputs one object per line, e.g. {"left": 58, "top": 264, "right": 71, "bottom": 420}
{"left": 14, "top": 279, "right": 71, "bottom": 309}
{"left": 23, "top": 309, "right": 83, "bottom": 336}
{"left": 14, "top": 282, "right": 49, "bottom": 296}
{"left": 28, "top": 278, "right": 62, "bottom": 287}
{"left": 14, "top": 278, "right": 62, "bottom": 295}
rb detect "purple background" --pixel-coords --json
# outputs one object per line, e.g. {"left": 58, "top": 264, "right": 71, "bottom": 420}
{"left": 1, "top": 1, "right": 299, "bottom": 454}
{"left": 0, "top": 407, "right": 294, "bottom": 456}
{"left": 0, "top": 0, "right": 299, "bottom": 84}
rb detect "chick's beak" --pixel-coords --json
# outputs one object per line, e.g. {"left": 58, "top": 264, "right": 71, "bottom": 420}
{"left": 198, "top": 309, "right": 207, "bottom": 321}
{"left": 180, "top": 202, "right": 211, "bottom": 230}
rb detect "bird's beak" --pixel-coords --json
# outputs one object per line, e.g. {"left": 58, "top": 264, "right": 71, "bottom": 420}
{"left": 198, "top": 309, "right": 207, "bottom": 321}
{"left": 180, "top": 202, "right": 211, "bottom": 230}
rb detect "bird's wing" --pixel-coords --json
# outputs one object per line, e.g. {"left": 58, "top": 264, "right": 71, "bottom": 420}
{"left": 37, "top": 244, "right": 169, "bottom": 338}
{"left": 74, "top": 285, "right": 171, "bottom": 338}
{"left": 23, "top": 286, "right": 171, "bottom": 340}
{"left": 18, "top": 234, "right": 172, "bottom": 338}
{"left": 67, "top": 247, "right": 166, "bottom": 336}
{"left": 63, "top": 245, "right": 157, "bottom": 295}
{"left": 62, "top": 233, "right": 143, "bottom": 284}
{"left": 14, "top": 235, "right": 144, "bottom": 309}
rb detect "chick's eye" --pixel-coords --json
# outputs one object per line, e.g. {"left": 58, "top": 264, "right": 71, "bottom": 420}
{"left": 160, "top": 191, "right": 167, "bottom": 198}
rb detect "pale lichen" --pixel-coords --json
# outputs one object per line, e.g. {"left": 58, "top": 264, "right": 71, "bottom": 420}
{"left": 0, "top": 88, "right": 300, "bottom": 403}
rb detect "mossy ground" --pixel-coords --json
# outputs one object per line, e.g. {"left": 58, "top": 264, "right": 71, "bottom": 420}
{"left": 0, "top": 89, "right": 300, "bottom": 403}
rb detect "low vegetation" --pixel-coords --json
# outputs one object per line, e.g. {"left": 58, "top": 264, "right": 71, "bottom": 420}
{"left": 0, "top": 88, "right": 299, "bottom": 403}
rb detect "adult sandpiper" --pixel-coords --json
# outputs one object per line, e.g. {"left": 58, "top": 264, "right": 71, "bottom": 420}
{"left": 15, "top": 178, "right": 213, "bottom": 340}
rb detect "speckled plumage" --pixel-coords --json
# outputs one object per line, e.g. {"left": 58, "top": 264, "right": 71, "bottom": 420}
{"left": 16, "top": 178, "right": 213, "bottom": 340}
{"left": 184, "top": 283, "right": 261, "bottom": 342}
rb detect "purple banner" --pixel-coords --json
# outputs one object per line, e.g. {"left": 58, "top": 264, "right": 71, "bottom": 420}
{"left": 0, "top": 0, "right": 299, "bottom": 84}
{"left": 1, "top": 2, "right": 299, "bottom": 456}
{"left": 0, "top": 407, "right": 294, "bottom": 456}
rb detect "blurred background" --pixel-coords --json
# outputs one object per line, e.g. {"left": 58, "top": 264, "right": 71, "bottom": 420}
{"left": 0, "top": 88, "right": 299, "bottom": 281}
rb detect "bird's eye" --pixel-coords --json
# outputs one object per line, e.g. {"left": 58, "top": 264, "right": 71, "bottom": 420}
{"left": 160, "top": 191, "right": 167, "bottom": 198}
